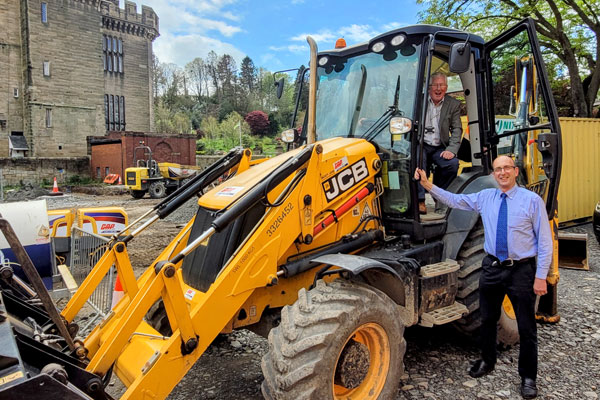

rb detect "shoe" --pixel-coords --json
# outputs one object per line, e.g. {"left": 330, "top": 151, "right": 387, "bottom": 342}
{"left": 468, "top": 359, "right": 494, "bottom": 378}
{"left": 418, "top": 201, "right": 427, "bottom": 215}
{"left": 520, "top": 378, "right": 538, "bottom": 399}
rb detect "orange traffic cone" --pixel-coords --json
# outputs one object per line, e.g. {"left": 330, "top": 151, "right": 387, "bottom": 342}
{"left": 52, "top": 177, "right": 59, "bottom": 193}
{"left": 117, "top": 175, "right": 122, "bottom": 185}
{"left": 111, "top": 275, "right": 124, "bottom": 309}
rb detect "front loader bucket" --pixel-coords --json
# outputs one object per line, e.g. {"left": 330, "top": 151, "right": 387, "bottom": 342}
{"left": 557, "top": 231, "right": 588, "bottom": 270}
{"left": 0, "top": 291, "right": 107, "bottom": 400}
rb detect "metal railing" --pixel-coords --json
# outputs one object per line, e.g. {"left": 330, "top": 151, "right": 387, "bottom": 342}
{"left": 69, "top": 226, "right": 114, "bottom": 332}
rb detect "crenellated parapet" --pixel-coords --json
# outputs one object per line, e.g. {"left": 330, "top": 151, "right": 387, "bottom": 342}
{"left": 100, "top": 0, "right": 159, "bottom": 41}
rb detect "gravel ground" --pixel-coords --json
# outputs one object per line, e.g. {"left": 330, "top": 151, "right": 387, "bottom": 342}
{"left": 34, "top": 192, "right": 600, "bottom": 399}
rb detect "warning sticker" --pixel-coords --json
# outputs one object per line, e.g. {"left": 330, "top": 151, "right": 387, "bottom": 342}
{"left": 184, "top": 288, "right": 196, "bottom": 300}
{"left": 216, "top": 186, "right": 244, "bottom": 197}
{"left": 361, "top": 204, "right": 372, "bottom": 220}
{"left": 352, "top": 206, "right": 360, "bottom": 217}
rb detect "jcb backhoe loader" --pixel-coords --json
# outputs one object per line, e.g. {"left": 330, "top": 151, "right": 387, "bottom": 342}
{"left": 0, "top": 18, "right": 561, "bottom": 399}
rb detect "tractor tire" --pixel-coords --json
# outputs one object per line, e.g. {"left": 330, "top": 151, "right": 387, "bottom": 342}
{"left": 130, "top": 190, "right": 146, "bottom": 199}
{"left": 149, "top": 181, "right": 167, "bottom": 199}
{"left": 453, "top": 221, "right": 520, "bottom": 346}
{"left": 261, "top": 279, "right": 405, "bottom": 400}
{"left": 146, "top": 300, "right": 171, "bottom": 336}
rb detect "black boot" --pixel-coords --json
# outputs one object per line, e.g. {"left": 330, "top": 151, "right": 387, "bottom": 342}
{"left": 520, "top": 378, "right": 538, "bottom": 399}
{"left": 468, "top": 359, "right": 494, "bottom": 378}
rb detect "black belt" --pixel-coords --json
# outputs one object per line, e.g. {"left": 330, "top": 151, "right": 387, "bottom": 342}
{"left": 487, "top": 255, "right": 535, "bottom": 268}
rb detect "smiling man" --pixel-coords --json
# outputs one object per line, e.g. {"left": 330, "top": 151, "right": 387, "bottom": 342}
{"left": 417, "top": 72, "right": 462, "bottom": 214}
{"left": 414, "top": 155, "right": 553, "bottom": 399}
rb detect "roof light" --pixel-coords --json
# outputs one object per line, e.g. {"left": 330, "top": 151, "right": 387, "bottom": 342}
{"left": 372, "top": 41, "right": 386, "bottom": 53}
{"left": 391, "top": 34, "right": 406, "bottom": 47}
{"left": 318, "top": 56, "right": 329, "bottom": 66}
{"left": 335, "top": 38, "right": 347, "bottom": 49}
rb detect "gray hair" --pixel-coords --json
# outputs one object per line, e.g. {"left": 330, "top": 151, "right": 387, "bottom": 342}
{"left": 430, "top": 72, "right": 448, "bottom": 84}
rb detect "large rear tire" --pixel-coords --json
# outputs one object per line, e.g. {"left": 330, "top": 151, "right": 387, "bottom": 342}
{"left": 149, "top": 181, "right": 167, "bottom": 199}
{"left": 261, "top": 279, "right": 405, "bottom": 400}
{"left": 453, "top": 221, "right": 520, "bottom": 346}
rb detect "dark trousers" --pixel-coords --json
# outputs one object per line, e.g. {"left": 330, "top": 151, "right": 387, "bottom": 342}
{"left": 479, "top": 255, "right": 538, "bottom": 380}
{"left": 418, "top": 144, "right": 459, "bottom": 200}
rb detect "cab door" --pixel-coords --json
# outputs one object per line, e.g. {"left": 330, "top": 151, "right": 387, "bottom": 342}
{"left": 482, "top": 17, "right": 562, "bottom": 218}
{"left": 482, "top": 18, "right": 561, "bottom": 321}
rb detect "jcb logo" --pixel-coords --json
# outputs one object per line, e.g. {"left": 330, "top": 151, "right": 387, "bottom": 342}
{"left": 322, "top": 158, "right": 369, "bottom": 202}
{"left": 100, "top": 223, "right": 115, "bottom": 230}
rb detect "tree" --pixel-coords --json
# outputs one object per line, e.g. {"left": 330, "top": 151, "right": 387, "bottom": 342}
{"left": 185, "top": 57, "right": 206, "bottom": 101}
{"left": 245, "top": 110, "right": 270, "bottom": 136}
{"left": 417, "top": 0, "right": 600, "bottom": 117}
{"left": 206, "top": 51, "right": 220, "bottom": 99}
{"left": 217, "top": 54, "right": 238, "bottom": 108}
{"left": 240, "top": 56, "right": 257, "bottom": 93}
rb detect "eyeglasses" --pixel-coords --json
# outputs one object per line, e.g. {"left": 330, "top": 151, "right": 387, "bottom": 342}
{"left": 429, "top": 84, "right": 447, "bottom": 89}
{"left": 493, "top": 166, "right": 516, "bottom": 173}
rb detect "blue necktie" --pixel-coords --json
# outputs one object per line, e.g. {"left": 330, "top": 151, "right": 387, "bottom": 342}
{"left": 496, "top": 193, "right": 508, "bottom": 261}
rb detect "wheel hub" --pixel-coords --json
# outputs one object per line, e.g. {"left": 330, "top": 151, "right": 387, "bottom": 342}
{"left": 334, "top": 339, "right": 370, "bottom": 389}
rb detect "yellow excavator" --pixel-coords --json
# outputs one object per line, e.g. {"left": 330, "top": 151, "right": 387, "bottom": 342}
{"left": 0, "top": 18, "right": 562, "bottom": 399}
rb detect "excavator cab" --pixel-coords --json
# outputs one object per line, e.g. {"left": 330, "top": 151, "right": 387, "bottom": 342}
{"left": 287, "top": 21, "right": 561, "bottom": 244}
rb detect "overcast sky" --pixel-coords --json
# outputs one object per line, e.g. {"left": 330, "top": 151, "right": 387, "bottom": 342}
{"left": 135, "top": 0, "right": 423, "bottom": 71}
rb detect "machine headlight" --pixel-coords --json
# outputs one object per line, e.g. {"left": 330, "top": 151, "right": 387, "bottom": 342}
{"left": 318, "top": 56, "right": 329, "bottom": 66}
{"left": 391, "top": 34, "right": 406, "bottom": 47}
{"left": 372, "top": 41, "right": 386, "bottom": 53}
{"left": 390, "top": 117, "right": 412, "bottom": 136}
{"left": 281, "top": 128, "right": 298, "bottom": 143}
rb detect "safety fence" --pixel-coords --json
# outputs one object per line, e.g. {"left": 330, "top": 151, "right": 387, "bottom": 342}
{"left": 69, "top": 226, "right": 114, "bottom": 332}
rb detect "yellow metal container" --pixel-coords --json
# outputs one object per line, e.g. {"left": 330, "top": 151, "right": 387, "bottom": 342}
{"left": 557, "top": 118, "right": 600, "bottom": 224}
{"left": 77, "top": 207, "right": 129, "bottom": 236}
{"left": 47, "top": 209, "right": 75, "bottom": 237}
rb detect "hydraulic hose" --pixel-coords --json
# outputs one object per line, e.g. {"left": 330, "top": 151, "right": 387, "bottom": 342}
{"left": 211, "top": 145, "right": 314, "bottom": 232}
{"left": 280, "top": 229, "right": 383, "bottom": 278}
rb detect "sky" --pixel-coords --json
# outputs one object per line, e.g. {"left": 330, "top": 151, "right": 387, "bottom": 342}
{"left": 133, "top": 0, "right": 424, "bottom": 72}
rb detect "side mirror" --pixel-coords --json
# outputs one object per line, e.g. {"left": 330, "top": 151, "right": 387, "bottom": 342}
{"left": 281, "top": 128, "right": 299, "bottom": 144}
{"left": 274, "top": 78, "right": 285, "bottom": 99}
{"left": 448, "top": 42, "right": 471, "bottom": 74}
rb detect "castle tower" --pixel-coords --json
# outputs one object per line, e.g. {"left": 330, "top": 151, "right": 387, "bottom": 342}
{"left": 0, "top": 0, "right": 159, "bottom": 157}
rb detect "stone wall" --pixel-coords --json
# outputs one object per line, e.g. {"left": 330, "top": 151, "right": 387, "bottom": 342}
{"left": 0, "top": 0, "right": 158, "bottom": 158}
{"left": 0, "top": 0, "right": 25, "bottom": 154}
{"left": 25, "top": 0, "right": 104, "bottom": 157}
{"left": 0, "top": 157, "right": 90, "bottom": 185}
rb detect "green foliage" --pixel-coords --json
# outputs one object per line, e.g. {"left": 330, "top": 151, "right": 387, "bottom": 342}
{"left": 197, "top": 112, "right": 251, "bottom": 154}
{"left": 153, "top": 51, "right": 303, "bottom": 157}
{"left": 66, "top": 175, "right": 96, "bottom": 185}
{"left": 417, "top": 0, "right": 600, "bottom": 117}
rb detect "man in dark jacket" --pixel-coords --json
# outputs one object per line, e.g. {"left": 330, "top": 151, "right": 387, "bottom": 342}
{"left": 418, "top": 72, "right": 462, "bottom": 214}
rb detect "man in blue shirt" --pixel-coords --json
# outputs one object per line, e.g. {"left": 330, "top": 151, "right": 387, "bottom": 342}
{"left": 415, "top": 155, "right": 552, "bottom": 399}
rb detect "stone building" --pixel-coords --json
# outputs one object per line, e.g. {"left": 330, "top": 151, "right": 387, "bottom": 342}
{"left": 0, "top": 0, "right": 159, "bottom": 158}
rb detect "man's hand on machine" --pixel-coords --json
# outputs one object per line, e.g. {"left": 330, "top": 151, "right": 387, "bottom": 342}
{"left": 414, "top": 168, "right": 433, "bottom": 191}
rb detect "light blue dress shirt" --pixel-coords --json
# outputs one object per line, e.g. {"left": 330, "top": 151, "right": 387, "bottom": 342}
{"left": 429, "top": 184, "right": 553, "bottom": 279}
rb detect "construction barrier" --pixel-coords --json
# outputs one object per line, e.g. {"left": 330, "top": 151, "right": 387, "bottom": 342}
{"left": 103, "top": 173, "right": 120, "bottom": 184}
{"left": 68, "top": 226, "right": 114, "bottom": 333}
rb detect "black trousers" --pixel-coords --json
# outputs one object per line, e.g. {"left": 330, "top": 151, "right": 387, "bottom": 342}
{"left": 479, "top": 255, "right": 538, "bottom": 380}
{"left": 418, "top": 144, "right": 459, "bottom": 200}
